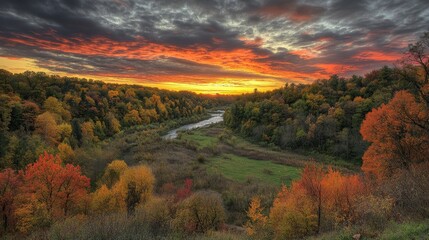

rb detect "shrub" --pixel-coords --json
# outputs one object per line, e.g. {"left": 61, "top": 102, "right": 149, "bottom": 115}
{"left": 197, "top": 155, "right": 206, "bottom": 164}
{"left": 173, "top": 191, "right": 226, "bottom": 233}
{"left": 355, "top": 194, "right": 394, "bottom": 231}
{"left": 380, "top": 220, "right": 429, "bottom": 240}
{"left": 135, "top": 197, "right": 173, "bottom": 233}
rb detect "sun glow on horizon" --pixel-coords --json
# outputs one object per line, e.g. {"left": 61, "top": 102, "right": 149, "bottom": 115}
{"left": 0, "top": 57, "right": 283, "bottom": 95}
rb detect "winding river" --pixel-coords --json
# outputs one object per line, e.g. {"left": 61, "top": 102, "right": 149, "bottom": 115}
{"left": 162, "top": 110, "right": 224, "bottom": 140}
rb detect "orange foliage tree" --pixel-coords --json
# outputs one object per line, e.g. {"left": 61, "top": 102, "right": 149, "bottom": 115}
{"left": 321, "top": 169, "right": 365, "bottom": 227}
{"left": 265, "top": 165, "right": 366, "bottom": 239}
{"left": 360, "top": 91, "right": 429, "bottom": 179}
{"left": 16, "top": 152, "right": 89, "bottom": 232}
{"left": 298, "top": 164, "right": 324, "bottom": 233}
{"left": 0, "top": 168, "right": 21, "bottom": 233}
{"left": 269, "top": 183, "right": 317, "bottom": 239}
{"left": 245, "top": 196, "right": 268, "bottom": 237}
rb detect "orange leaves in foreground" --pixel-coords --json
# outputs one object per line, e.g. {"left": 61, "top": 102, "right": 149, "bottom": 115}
{"left": 269, "top": 182, "right": 317, "bottom": 239}
{"left": 1, "top": 152, "right": 90, "bottom": 233}
{"left": 321, "top": 169, "right": 365, "bottom": 225}
{"left": 245, "top": 197, "right": 268, "bottom": 237}
{"left": 360, "top": 90, "right": 429, "bottom": 179}
{"left": 21, "top": 152, "right": 89, "bottom": 217}
{"left": 261, "top": 165, "right": 366, "bottom": 239}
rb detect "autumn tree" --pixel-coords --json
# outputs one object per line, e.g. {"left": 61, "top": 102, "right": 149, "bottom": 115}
{"left": 57, "top": 123, "right": 72, "bottom": 142}
{"left": 245, "top": 196, "right": 269, "bottom": 238}
{"left": 401, "top": 32, "right": 429, "bottom": 104}
{"left": 175, "top": 178, "right": 192, "bottom": 202}
{"left": 321, "top": 169, "right": 365, "bottom": 227}
{"left": 0, "top": 168, "right": 21, "bottom": 233}
{"left": 267, "top": 166, "right": 366, "bottom": 238}
{"left": 360, "top": 91, "right": 429, "bottom": 179}
{"left": 92, "top": 163, "right": 154, "bottom": 215}
{"left": 269, "top": 184, "right": 317, "bottom": 239}
{"left": 43, "top": 97, "right": 71, "bottom": 122}
{"left": 80, "top": 121, "right": 97, "bottom": 144}
{"left": 16, "top": 152, "right": 89, "bottom": 232}
{"left": 21, "top": 101, "right": 40, "bottom": 132}
{"left": 114, "top": 165, "right": 155, "bottom": 212}
{"left": 173, "top": 191, "right": 226, "bottom": 233}
{"left": 124, "top": 109, "right": 142, "bottom": 126}
{"left": 57, "top": 142, "right": 75, "bottom": 164}
{"left": 105, "top": 112, "right": 121, "bottom": 136}
{"left": 35, "top": 112, "right": 59, "bottom": 145}
{"left": 299, "top": 164, "right": 324, "bottom": 233}
{"left": 100, "top": 160, "right": 128, "bottom": 188}
{"left": 138, "top": 197, "right": 172, "bottom": 233}
{"left": 60, "top": 164, "right": 90, "bottom": 216}
{"left": 90, "top": 184, "right": 121, "bottom": 214}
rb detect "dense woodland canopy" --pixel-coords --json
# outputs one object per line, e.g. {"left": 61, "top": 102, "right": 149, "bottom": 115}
{"left": 224, "top": 66, "right": 415, "bottom": 162}
{"left": 242, "top": 33, "right": 429, "bottom": 239}
{"left": 0, "top": 72, "right": 229, "bottom": 169}
{"left": 0, "top": 33, "right": 428, "bottom": 239}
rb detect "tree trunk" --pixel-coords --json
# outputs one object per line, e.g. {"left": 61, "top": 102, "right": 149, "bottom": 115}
{"left": 317, "top": 188, "right": 322, "bottom": 234}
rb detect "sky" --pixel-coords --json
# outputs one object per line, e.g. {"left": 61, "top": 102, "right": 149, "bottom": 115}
{"left": 0, "top": 0, "right": 428, "bottom": 94}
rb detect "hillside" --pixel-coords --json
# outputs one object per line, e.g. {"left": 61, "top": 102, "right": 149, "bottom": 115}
{"left": 0, "top": 34, "right": 429, "bottom": 240}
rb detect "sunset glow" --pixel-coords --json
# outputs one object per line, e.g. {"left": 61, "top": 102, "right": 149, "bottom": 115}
{"left": 1, "top": 0, "right": 427, "bottom": 94}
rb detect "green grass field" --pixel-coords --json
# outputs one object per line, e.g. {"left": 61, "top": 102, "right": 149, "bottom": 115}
{"left": 179, "top": 130, "right": 218, "bottom": 149}
{"left": 208, "top": 154, "right": 301, "bottom": 186}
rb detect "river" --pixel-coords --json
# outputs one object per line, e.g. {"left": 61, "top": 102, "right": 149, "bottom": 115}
{"left": 162, "top": 110, "right": 224, "bottom": 140}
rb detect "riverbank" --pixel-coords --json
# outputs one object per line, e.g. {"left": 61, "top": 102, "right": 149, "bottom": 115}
{"left": 162, "top": 110, "right": 224, "bottom": 139}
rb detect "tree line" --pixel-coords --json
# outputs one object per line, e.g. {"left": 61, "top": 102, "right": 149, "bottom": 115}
{"left": 0, "top": 33, "right": 427, "bottom": 239}
{"left": 0, "top": 71, "right": 228, "bottom": 169}
{"left": 244, "top": 33, "right": 429, "bottom": 239}
{"left": 224, "top": 65, "right": 417, "bottom": 162}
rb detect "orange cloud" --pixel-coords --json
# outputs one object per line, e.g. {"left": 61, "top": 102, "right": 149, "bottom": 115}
{"left": 0, "top": 31, "right": 404, "bottom": 94}
{"left": 2, "top": 33, "right": 273, "bottom": 76}
{"left": 314, "top": 63, "right": 359, "bottom": 75}
{"left": 289, "top": 49, "right": 318, "bottom": 59}
{"left": 353, "top": 51, "right": 402, "bottom": 61}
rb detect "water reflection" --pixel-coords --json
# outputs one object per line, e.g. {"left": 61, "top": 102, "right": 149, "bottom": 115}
{"left": 162, "top": 110, "right": 224, "bottom": 140}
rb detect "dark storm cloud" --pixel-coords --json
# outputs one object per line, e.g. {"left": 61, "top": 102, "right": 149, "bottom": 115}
{"left": 149, "top": 20, "right": 243, "bottom": 50}
{"left": 255, "top": 51, "right": 321, "bottom": 73}
{"left": 0, "top": 0, "right": 428, "bottom": 85}
{"left": 0, "top": 0, "right": 130, "bottom": 40}
{"left": 0, "top": 44, "right": 279, "bottom": 82}
{"left": 252, "top": 0, "right": 326, "bottom": 21}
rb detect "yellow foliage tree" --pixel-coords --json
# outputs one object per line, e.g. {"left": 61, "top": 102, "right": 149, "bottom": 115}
{"left": 137, "top": 197, "right": 172, "bottom": 232}
{"left": 57, "top": 123, "right": 72, "bottom": 142}
{"left": 115, "top": 165, "right": 155, "bottom": 206}
{"left": 125, "top": 88, "right": 136, "bottom": 99}
{"left": 93, "top": 165, "right": 154, "bottom": 215}
{"left": 245, "top": 196, "right": 268, "bottom": 237}
{"left": 43, "top": 97, "right": 71, "bottom": 122}
{"left": 108, "top": 90, "right": 120, "bottom": 100}
{"left": 58, "top": 143, "right": 75, "bottom": 163}
{"left": 124, "top": 109, "right": 142, "bottom": 126}
{"left": 173, "top": 191, "right": 226, "bottom": 233}
{"left": 35, "top": 112, "right": 59, "bottom": 145}
{"left": 90, "top": 184, "right": 122, "bottom": 214}
{"left": 100, "top": 160, "right": 128, "bottom": 188}
{"left": 106, "top": 113, "right": 121, "bottom": 135}
{"left": 81, "top": 121, "right": 97, "bottom": 144}
{"left": 269, "top": 185, "right": 317, "bottom": 239}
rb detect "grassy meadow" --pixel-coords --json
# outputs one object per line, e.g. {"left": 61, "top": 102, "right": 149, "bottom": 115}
{"left": 208, "top": 154, "right": 301, "bottom": 186}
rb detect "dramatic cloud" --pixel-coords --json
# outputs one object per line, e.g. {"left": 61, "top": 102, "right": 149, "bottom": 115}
{"left": 0, "top": 0, "right": 428, "bottom": 93}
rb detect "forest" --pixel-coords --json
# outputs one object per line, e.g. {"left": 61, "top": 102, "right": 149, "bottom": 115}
{"left": 0, "top": 34, "right": 428, "bottom": 239}
{"left": 0, "top": 72, "right": 230, "bottom": 169}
